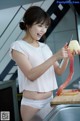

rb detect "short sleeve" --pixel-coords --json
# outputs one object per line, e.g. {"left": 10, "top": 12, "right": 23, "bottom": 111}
{"left": 9, "top": 41, "right": 28, "bottom": 60}
{"left": 45, "top": 44, "right": 53, "bottom": 56}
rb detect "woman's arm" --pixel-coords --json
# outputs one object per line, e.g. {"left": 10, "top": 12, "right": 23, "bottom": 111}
{"left": 12, "top": 50, "right": 57, "bottom": 81}
{"left": 54, "top": 58, "right": 69, "bottom": 76}
{"left": 54, "top": 43, "right": 69, "bottom": 75}
{"left": 12, "top": 46, "right": 68, "bottom": 81}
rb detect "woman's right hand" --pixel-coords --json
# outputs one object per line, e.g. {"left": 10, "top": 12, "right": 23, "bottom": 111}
{"left": 54, "top": 46, "right": 69, "bottom": 61}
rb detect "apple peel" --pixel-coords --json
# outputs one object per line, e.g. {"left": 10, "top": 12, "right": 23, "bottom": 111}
{"left": 56, "top": 40, "right": 80, "bottom": 96}
{"left": 56, "top": 49, "right": 74, "bottom": 96}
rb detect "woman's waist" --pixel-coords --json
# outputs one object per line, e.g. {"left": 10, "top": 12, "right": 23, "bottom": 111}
{"left": 23, "top": 90, "right": 53, "bottom": 100}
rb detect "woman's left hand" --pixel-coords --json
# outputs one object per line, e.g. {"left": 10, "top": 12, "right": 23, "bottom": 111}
{"left": 64, "top": 43, "right": 80, "bottom": 56}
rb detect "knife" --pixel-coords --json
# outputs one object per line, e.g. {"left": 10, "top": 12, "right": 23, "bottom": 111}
{"left": 67, "top": 34, "right": 73, "bottom": 46}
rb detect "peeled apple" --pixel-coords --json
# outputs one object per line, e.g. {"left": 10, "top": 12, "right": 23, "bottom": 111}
{"left": 68, "top": 40, "right": 80, "bottom": 53}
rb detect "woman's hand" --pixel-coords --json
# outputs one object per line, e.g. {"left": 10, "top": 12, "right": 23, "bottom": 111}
{"left": 64, "top": 42, "right": 80, "bottom": 56}
{"left": 71, "top": 49, "right": 80, "bottom": 55}
{"left": 54, "top": 44, "right": 69, "bottom": 61}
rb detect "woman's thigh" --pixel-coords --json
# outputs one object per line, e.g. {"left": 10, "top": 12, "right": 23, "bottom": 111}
{"left": 20, "top": 105, "right": 40, "bottom": 121}
{"left": 37, "top": 102, "right": 53, "bottom": 119}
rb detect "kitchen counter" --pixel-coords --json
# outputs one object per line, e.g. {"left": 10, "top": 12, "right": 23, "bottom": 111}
{"left": 51, "top": 89, "right": 80, "bottom": 106}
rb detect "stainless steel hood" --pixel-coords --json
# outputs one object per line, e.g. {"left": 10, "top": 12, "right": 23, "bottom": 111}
{"left": 0, "top": 0, "right": 42, "bottom": 10}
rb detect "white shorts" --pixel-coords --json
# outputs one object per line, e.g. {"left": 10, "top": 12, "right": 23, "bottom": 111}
{"left": 21, "top": 95, "right": 53, "bottom": 109}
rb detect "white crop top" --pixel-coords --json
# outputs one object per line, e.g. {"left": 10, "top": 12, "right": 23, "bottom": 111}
{"left": 9, "top": 40, "right": 58, "bottom": 93}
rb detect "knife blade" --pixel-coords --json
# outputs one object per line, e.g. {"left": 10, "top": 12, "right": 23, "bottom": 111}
{"left": 67, "top": 34, "right": 73, "bottom": 46}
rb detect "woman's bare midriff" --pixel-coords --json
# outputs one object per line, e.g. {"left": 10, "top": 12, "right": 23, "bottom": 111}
{"left": 23, "top": 90, "right": 53, "bottom": 100}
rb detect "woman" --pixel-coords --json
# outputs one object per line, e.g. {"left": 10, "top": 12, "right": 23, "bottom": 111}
{"left": 10, "top": 6, "right": 69, "bottom": 121}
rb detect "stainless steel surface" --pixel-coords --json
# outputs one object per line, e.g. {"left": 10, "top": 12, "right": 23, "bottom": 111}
{"left": 44, "top": 104, "right": 80, "bottom": 121}
{"left": 73, "top": 81, "right": 80, "bottom": 90}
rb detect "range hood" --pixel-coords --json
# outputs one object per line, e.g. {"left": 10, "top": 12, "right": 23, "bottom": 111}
{"left": 0, "top": 0, "right": 42, "bottom": 10}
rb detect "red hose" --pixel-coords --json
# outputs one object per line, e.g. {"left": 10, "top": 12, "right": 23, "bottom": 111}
{"left": 56, "top": 49, "right": 74, "bottom": 96}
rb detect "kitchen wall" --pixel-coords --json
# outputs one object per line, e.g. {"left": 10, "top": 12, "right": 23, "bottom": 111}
{"left": 0, "top": 0, "right": 80, "bottom": 88}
